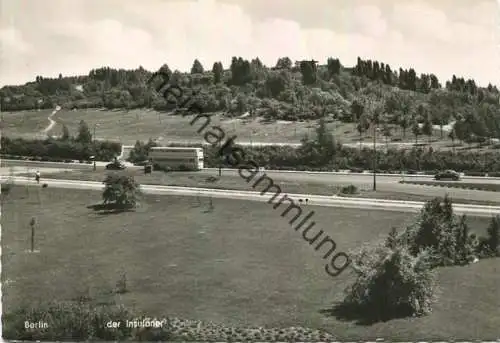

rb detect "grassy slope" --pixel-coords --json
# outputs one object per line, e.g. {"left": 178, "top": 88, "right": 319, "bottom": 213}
{"left": 1, "top": 109, "right": 54, "bottom": 139}
{"left": 2, "top": 186, "right": 498, "bottom": 340}
{"left": 3, "top": 107, "right": 460, "bottom": 148}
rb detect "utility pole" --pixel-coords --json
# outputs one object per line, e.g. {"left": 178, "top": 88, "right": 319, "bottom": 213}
{"left": 373, "top": 122, "right": 377, "bottom": 191}
{"left": 29, "top": 217, "right": 36, "bottom": 252}
{"left": 93, "top": 123, "right": 99, "bottom": 171}
{"left": 93, "top": 124, "right": 97, "bottom": 171}
{"left": 218, "top": 140, "right": 222, "bottom": 177}
{"left": 371, "top": 100, "right": 381, "bottom": 192}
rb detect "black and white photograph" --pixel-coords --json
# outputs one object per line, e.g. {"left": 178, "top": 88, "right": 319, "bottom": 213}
{"left": 1, "top": 0, "right": 499, "bottom": 341}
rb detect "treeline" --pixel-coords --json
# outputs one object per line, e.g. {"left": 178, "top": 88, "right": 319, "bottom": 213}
{"left": 126, "top": 120, "right": 500, "bottom": 174}
{"left": 0, "top": 136, "right": 120, "bottom": 162}
{"left": 1, "top": 56, "right": 499, "bottom": 126}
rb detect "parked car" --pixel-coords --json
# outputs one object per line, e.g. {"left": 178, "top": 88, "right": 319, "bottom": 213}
{"left": 105, "top": 160, "right": 126, "bottom": 170}
{"left": 434, "top": 170, "right": 461, "bottom": 181}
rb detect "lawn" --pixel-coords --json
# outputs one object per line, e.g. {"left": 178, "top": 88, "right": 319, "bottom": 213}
{"left": 40, "top": 167, "right": 500, "bottom": 206}
{"left": 2, "top": 185, "right": 498, "bottom": 340}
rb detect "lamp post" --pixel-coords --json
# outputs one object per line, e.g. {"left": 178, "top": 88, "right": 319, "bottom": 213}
{"left": 373, "top": 123, "right": 377, "bottom": 191}
{"left": 218, "top": 140, "right": 222, "bottom": 177}
{"left": 371, "top": 102, "right": 382, "bottom": 192}
{"left": 93, "top": 123, "right": 99, "bottom": 171}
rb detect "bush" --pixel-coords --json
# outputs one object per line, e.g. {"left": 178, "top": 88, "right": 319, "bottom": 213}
{"left": 0, "top": 136, "right": 120, "bottom": 162}
{"left": 340, "top": 184, "right": 358, "bottom": 195}
{"left": 340, "top": 241, "right": 437, "bottom": 320}
{"left": 153, "top": 163, "right": 197, "bottom": 172}
{"left": 102, "top": 174, "right": 141, "bottom": 210}
{"left": 464, "top": 171, "right": 487, "bottom": 177}
{"left": 398, "top": 196, "right": 477, "bottom": 267}
{"left": 488, "top": 172, "right": 500, "bottom": 177}
{"left": 485, "top": 216, "right": 500, "bottom": 257}
{"left": 1, "top": 183, "right": 12, "bottom": 195}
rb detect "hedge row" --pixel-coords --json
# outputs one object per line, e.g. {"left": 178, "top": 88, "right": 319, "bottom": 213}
{"left": 0, "top": 136, "right": 120, "bottom": 161}
{"left": 3, "top": 136, "right": 500, "bottom": 176}
{"left": 204, "top": 143, "right": 500, "bottom": 173}
{"left": 400, "top": 180, "right": 500, "bottom": 192}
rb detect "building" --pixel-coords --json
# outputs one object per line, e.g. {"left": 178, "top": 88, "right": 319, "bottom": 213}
{"left": 148, "top": 147, "right": 204, "bottom": 170}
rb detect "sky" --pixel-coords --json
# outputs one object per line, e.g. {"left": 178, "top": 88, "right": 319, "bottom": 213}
{"left": 0, "top": 0, "right": 499, "bottom": 87}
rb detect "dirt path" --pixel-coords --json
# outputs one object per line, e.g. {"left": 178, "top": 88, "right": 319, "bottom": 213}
{"left": 41, "top": 105, "right": 61, "bottom": 136}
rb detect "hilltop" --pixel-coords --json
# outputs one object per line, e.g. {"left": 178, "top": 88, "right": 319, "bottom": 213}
{"left": 1, "top": 56, "right": 500, "bottom": 146}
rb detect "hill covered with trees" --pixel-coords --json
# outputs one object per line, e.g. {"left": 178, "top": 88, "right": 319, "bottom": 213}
{"left": 1, "top": 56, "right": 500, "bottom": 144}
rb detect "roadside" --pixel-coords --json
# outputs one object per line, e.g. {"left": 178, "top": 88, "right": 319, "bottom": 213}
{"left": 20, "top": 168, "right": 500, "bottom": 207}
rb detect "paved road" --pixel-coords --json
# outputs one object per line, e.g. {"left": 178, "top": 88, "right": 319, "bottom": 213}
{"left": 4, "top": 176, "right": 500, "bottom": 217}
{"left": 2, "top": 160, "right": 500, "bottom": 184}
{"left": 3, "top": 160, "right": 500, "bottom": 204}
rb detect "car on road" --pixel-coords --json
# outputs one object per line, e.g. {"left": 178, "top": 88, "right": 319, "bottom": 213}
{"left": 434, "top": 170, "right": 461, "bottom": 181}
{"left": 105, "top": 160, "right": 126, "bottom": 170}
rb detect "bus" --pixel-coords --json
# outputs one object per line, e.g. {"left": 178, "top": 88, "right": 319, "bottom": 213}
{"left": 148, "top": 147, "right": 204, "bottom": 171}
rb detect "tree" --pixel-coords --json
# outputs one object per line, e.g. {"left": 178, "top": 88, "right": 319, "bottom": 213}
{"left": 326, "top": 58, "right": 341, "bottom": 78}
{"left": 315, "top": 117, "right": 337, "bottom": 163}
{"left": 356, "top": 115, "right": 370, "bottom": 148}
{"left": 412, "top": 119, "right": 420, "bottom": 145}
{"left": 448, "top": 129, "right": 456, "bottom": 153}
{"left": 382, "top": 123, "right": 392, "bottom": 149}
{"left": 212, "top": 62, "right": 223, "bottom": 84}
{"left": 230, "top": 57, "right": 252, "bottom": 85}
{"left": 395, "top": 93, "right": 412, "bottom": 138}
{"left": 61, "top": 124, "right": 70, "bottom": 141}
{"left": 299, "top": 60, "right": 317, "bottom": 85}
{"left": 399, "top": 115, "right": 410, "bottom": 139}
{"left": 429, "top": 74, "right": 440, "bottom": 89}
{"left": 350, "top": 99, "right": 364, "bottom": 123}
{"left": 275, "top": 57, "right": 292, "bottom": 70}
{"left": 76, "top": 120, "right": 92, "bottom": 144}
{"left": 421, "top": 113, "right": 433, "bottom": 144}
{"left": 102, "top": 173, "right": 141, "bottom": 209}
{"left": 486, "top": 215, "right": 500, "bottom": 256}
{"left": 191, "top": 59, "right": 204, "bottom": 74}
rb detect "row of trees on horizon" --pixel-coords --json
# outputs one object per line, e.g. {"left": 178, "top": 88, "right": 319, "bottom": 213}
{"left": 1, "top": 55, "right": 500, "bottom": 143}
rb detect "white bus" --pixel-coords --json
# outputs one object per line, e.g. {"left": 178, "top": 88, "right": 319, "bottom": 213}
{"left": 148, "top": 147, "right": 204, "bottom": 170}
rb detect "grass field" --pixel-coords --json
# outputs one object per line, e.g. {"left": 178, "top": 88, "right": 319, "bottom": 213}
{"left": 2, "top": 185, "right": 499, "bottom": 340}
{"left": 38, "top": 167, "right": 500, "bottom": 206}
{"left": 3, "top": 108, "right": 484, "bottom": 150}
{"left": 1, "top": 109, "right": 54, "bottom": 139}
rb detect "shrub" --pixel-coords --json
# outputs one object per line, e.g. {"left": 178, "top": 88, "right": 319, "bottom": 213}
{"left": 485, "top": 215, "right": 500, "bottom": 257}
{"left": 102, "top": 174, "right": 141, "bottom": 209}
{"left": 1, "top": 183, "right": 12, "bottom": 195}
{"left": 340, "top": 184, "right": 358, "bottom": 195}
{"left": 398, "top": 196, "right": 477, "bottom": 267}
{"left": 152, "top": 163, "right": 197, "bottom": 172}
{"left": 464, "top": 171, "right": 487, "bottom": 177}
{"left": 0, "top": 136, "right": 120, "bottom": 161}
{"left": 341, "top": 240, "right": 437, "bottom": 320}
{"left": 489, "top": 172, "right": 500, "bottom": 177}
